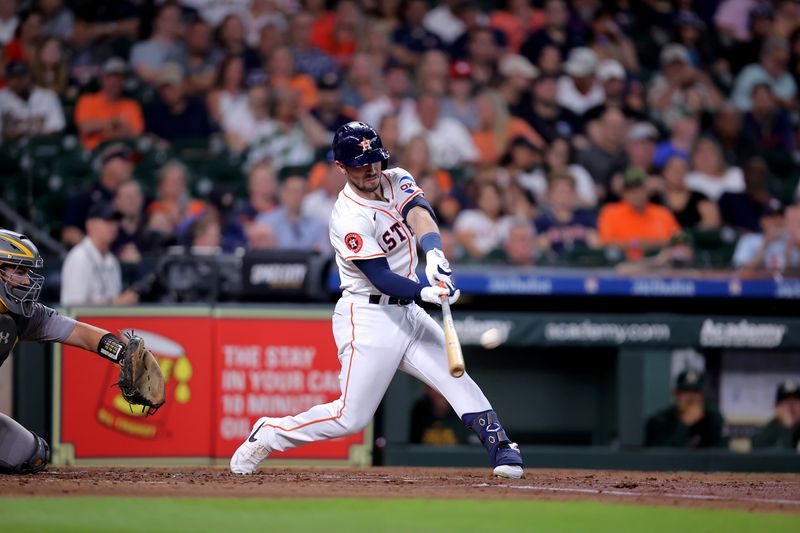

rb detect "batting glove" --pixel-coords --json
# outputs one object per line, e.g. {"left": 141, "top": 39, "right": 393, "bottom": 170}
{"left": 425, "top": 249, "right": 453, "bottom": 287}
{"left": 420, "top": 284, "right": 460, "bottom": 306}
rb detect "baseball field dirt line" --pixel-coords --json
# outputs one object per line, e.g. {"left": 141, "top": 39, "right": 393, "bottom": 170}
{"left": 0, "top": 466, "right": 799, "bottom": 514}
{"left": 1, "top": 497, "right": 800, "bottom": 533}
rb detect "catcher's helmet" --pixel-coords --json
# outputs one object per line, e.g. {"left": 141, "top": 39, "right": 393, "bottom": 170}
{"left": 0, "top": 229, "right": 44, "bottom": 317}
{"left": 332, "top": 121, "right": 390, "bottom": 169}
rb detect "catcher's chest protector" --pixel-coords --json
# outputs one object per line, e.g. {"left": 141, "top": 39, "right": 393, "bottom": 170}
{"left": 0, "top": 314, "right": 17, "bottom": 367}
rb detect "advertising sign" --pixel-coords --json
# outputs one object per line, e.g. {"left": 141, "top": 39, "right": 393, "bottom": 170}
{"left": 213, "top": 316, "right": 364, "bottom": 460}
{"left": 449, "top": 313, "right": 800, "bottom": 349}
{"left": 53, "top": 307, "right": 369, "bottom": 465}
{"left": 59, "top": 315, "right": 214, "bottom": 459}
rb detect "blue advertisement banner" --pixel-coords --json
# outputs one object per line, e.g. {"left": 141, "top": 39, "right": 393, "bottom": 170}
{"left": 327, "top": 268, "right": 800, "bottom": 299}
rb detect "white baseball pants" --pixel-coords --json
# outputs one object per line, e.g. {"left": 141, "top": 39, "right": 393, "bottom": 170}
{"left": 260, "top": 298, "right": 492, "bottom": 453}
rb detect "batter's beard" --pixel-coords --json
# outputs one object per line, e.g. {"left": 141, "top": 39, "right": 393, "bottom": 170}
{"left": 349, "top": 177, "right": 380, "bottom": 194}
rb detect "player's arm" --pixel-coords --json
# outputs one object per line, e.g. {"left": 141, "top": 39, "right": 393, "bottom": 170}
{"left": 64, "top": 321, "right": 129, "bottom": 364}
{"left": 353, "top": 258, "right": 422, "bottom": 300}
{"left": 20, "top": 304, "right": 128, "bottom": 364}
{"left": 333, "top": 205, "right": 452, "bottom": 304}
{"left": 353, "top": 258, "right": 451, "bottom": 305}
{"left": 406, "top": 205, "right": 439, "bottom": 238}
{"left": 403, "top": 198, "right": 455, "bottom": 292}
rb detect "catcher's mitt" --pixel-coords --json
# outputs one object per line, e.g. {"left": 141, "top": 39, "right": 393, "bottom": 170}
{"left": 118, "top": 333, "right": 166, "bottom": 415}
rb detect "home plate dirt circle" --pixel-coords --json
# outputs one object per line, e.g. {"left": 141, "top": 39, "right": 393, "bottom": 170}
{"left": 1, "top": 467, "right": 799, "bottom": 514}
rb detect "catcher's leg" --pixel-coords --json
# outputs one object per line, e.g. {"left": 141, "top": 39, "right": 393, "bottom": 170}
{"left": 231, "top": 301, "right": 411, "bottom": 474}
{"left": 399, "top": 304, "right": 523, "bottom": 479}
{"left": 0, "top": 413, "right": 49, "bottom": 474}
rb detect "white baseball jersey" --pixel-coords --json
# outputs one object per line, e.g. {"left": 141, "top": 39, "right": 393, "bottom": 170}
{"left": 329, "top": 167, "right": 423, "bottom": 296}
{"left": 232, "top": 166, "right": 494, "bottom": 463}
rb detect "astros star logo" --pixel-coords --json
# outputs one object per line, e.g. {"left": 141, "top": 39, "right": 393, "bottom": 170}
{"left": 357, "top": 137, "right": 372, "bottom": 153}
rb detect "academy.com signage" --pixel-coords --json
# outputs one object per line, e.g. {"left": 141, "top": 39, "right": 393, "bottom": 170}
{"left": 699, "top": 319, "right": 787, "bottom": 348}
{"left": 544, "top": 321, "right": 671, "bottom": 344}
{"left": 452, "top": 316, "right": 514, "bottom": 345}
{"left": 449, "top": 312, "right": 800, "bottom": 349}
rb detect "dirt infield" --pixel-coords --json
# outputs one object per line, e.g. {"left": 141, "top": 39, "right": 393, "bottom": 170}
{"left": 2, "top": 467, "right": 799, "bottom": 514}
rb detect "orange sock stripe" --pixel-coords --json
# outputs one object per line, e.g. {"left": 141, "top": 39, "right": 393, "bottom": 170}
{"left": 265, "top": 302, "right": 356, "bottom": 433}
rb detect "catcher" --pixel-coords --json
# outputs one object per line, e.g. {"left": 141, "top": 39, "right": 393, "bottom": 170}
{"left": 0, "top": 229, "right": 165, "bottom": 474}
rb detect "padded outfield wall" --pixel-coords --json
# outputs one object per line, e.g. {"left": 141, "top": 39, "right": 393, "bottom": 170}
{"left": 10, "top": 302, "right": 800, "bottom": 472}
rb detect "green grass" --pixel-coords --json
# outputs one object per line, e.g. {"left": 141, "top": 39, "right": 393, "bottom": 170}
{"left": 0, "top": 497, "right": 797, "bottom": 533}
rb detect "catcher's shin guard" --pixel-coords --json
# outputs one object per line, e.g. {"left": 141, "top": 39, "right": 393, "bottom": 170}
{"left": 462, "top": 410, "right": 523, "bottom": 477}
{"left": 0, "top": 430, "right": 49, "bottom": 475}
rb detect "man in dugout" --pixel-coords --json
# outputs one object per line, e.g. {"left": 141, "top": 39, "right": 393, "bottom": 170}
{"left": 645, "top": 369, "right": 727, "bottom": 448}
{"left": 751, "top": 380, "right": 800, "bottom": 451}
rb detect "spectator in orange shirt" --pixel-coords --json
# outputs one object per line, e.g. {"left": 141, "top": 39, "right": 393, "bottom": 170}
{"left": 491, "top": 0, "right": 545, "bottom": 54}
{"left": 598, "top": 168, "right": 681, "bottom": 260}
{"left": 267, "top": 45, "right": 318, "bottom": 109}
{"left": 74, "top": 58, "right": 144, "bottom": 150}
{"left": 309, "top": 0, "right": 360, "bottom": 67}
{"left": 145, "top": 160, "right": 205, "bottom": 230}
{"left": 472, "top": 89, "right": 543, "bottom": 164}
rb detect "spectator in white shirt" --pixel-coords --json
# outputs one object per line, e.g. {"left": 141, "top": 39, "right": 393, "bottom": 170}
{"left": 359, "top": 64, "right": 416, "bottom": 131}
{"left": 422, "top": 0, "right": 463, "bottom": 45}
{"left": 0, "top": 60, "right": 65, "bottom": 140}
{"left": 0, "top": 0, "right": 18, "bottom": 45}
{"left": 60, "top": 202, "right": 139, "bottom": 306}
{"left": 557, "top": 47, "right": 605, "bottom": 116}
{"left": 129, "top": 2, "right": 185, "bottom": 86}
{"left": 207, "top": 54, "right": 248, "bottom": 127}
{"left": 685, "top": 136, "right": 745, "bottom": 201}
{"left": 454, "top": 182, "right": 513, "bottom": 260}
{"left": 301, "top": 161, "right": 340, "bottom": 229}
{"left": 180, "top": 0, "right": 250, "bottom": 28}
{"left": 223, "top": 84, "right": 272, "bottom": 154}
{"left": 733, "top": 200, "right": 800, "bottom": 272}
{"left": 398, "top": 91, "right": 478, "bottom": 170}
{"left": 647, "top": 44, "right": 722, "bottom": 129}
{"left": 732, "top": 36, "right": 797, "bottom": 111}
{"left": 522, "top": 136, "right": 597, "bottom": 208}
{"left": 239, "top": 87, "right": 329, "bottom": 173}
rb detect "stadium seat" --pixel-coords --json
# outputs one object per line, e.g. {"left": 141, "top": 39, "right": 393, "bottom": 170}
{"left": 688, "top": 227, "right": 738, "bottom": 268}
{"left": 563, "top": 246, "right": 622, "bottom": 268}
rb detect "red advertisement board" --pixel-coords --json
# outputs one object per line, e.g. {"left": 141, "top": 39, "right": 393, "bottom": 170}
{"left": 213, "top": 318, "right": 364, "bottom": 459}
{"left": 56, "top": 310, "right": 366, "bottom": 463}
{"left": 60, "top": 316, "right": 215, "bottom": 458}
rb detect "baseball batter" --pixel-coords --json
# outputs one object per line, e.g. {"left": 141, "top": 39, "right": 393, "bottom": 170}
{"left": 0, "top": 229, "right": 152, "bottom": 474}
{"left": 231, "top": 122, "right": 523, "bottom": 478}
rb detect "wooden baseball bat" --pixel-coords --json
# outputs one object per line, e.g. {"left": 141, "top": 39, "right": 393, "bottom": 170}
{"left": 440, "top": 296, "right": 465, "bottom": 378}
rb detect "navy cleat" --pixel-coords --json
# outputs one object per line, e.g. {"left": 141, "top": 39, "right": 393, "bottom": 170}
{"left": 463, "top": 410, "right": 523, "bottom": 479}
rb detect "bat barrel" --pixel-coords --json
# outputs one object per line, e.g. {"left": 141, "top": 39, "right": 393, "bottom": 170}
{"left": 440, "top": 298, "right": 465, "bottom": 378}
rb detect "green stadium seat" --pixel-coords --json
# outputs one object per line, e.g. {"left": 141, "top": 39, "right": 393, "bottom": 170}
{"left": 134, "top": 145, "right": 171, "bottom": 195}
{"left": 202, "top": 149, "right": 247, "bottom": 197}
{"left": 688, "top": 227, "right": 738, "bottom": 268}
{"left": 52, "top": 149, "right": 93, "bottom": 190}
{"left": 563, "top": 246, "right": 621, "bottom": 268}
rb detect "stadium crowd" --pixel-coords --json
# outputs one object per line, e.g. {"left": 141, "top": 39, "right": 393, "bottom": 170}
{"left": 3, "top": 0, "right": 800, "bottom": 290}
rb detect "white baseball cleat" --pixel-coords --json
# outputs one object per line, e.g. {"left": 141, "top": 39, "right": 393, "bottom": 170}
{"left": 493, "top": 465, "right": 524, "bottom": 479}
{"left": 230, "top": 417, "right": 273, "bottom": 474}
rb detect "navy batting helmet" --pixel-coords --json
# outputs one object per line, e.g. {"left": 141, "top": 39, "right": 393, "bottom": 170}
{"left": 0, "top": 229, "right": 44, "bottom": 317}
{"left": 332, "top": 121, "right": 390, "bottom": 169}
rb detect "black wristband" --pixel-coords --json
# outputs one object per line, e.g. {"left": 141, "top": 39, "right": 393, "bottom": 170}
{"left": 98, "top": 333, "right": 126, "bottom": 363}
